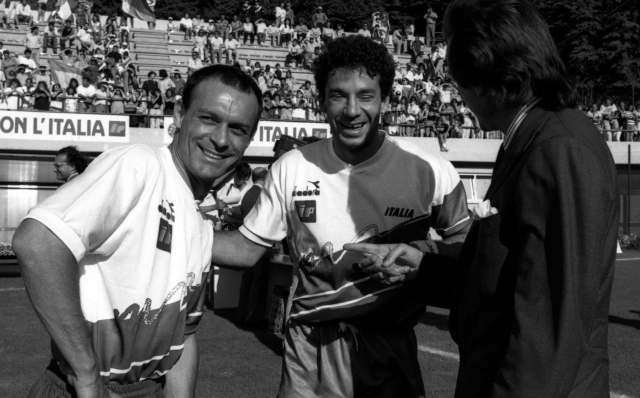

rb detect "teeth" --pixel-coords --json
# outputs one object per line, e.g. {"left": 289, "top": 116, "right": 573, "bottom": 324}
{"left": 202, "top": 148, "right": 223, "bottom": 160}
{"left": 342, "top": 122, "right": 365, "bottom": 129}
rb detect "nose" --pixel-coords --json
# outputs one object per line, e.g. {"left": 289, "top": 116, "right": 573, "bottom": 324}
{"left": 210, "top": 123, "right": 230, "bottom": 150}
{"left": 344, "top": 94, "right": 360, "bottom": 119}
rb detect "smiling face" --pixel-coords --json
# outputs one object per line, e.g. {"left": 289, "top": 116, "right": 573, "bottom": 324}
{"left": 320, "top": 68, "right": 388, "bottom": 154}
{"left": 171, "top": 79, "right": 260, "bottom": 187}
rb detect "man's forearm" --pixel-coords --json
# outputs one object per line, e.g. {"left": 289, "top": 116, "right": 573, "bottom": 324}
{"left": 13, "top": 219, "right": 100, "bottom": 380}
{"left": 211, "top": 229, "right": 268, "bottom": 269}
{"left": 165, "top": 334, "right": 198, "bottom": 398}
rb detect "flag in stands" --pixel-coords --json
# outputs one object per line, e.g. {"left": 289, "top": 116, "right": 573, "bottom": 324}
{"left": 49, "top": 60, "right": 83, "bottom": 90}
{"left": 58, "top": 0, "right": 79, "bottom": 20}
{"left": 122, "top": 0, "right": 155, "bottom": 23}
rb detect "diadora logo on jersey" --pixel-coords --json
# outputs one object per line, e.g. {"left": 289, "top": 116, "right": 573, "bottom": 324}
{"left": 292, "top": 181, "right": 320, "bottom": 197}
{"left": 157, "top": 199, "right": 175, "bottom": 252}
{"left": 295, "top": 200, "right": 317, "bottom": 223}
{"left": 384, "top": 207, "right": 415, "bottom": 218}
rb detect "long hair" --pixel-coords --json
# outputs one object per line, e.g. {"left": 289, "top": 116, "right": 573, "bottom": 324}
{"left": 444, "top": 0, "right": 577, "bottom": 110}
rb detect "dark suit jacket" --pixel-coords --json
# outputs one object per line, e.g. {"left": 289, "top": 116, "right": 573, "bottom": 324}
{"left": 412, "top": 106, "right": 619, "bottom": 397}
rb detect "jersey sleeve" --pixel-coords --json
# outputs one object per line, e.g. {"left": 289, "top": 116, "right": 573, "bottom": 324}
{"left": 239, "top": 157, "right": 289, "bottom": 247}
{"left": 24, "top": 146, "right": 161, "bottom": 263}
{"left": 429, "top": 158, "right": 472, "bottom": 240}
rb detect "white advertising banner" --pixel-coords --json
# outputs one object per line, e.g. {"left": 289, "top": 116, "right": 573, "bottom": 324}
{"left": 0, "top": 111, "right": 130, "bottom": 142}
{"left": 163, "top": 117, "right": 331, "bottom": 146}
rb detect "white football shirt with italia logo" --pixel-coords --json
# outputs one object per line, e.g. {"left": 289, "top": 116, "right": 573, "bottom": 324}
{"left": 240, "top": 135, "right": 470, "bottom": 328}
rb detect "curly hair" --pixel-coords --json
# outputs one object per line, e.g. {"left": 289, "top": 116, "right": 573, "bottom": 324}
{"left": 444, "top": 0, "right": 577, "bottom": 111}
{"left": 57, "top": 146, "right": 88, "bottom": 174}
{"left": 313, "top": 35, "right": 395, "bottom": 102}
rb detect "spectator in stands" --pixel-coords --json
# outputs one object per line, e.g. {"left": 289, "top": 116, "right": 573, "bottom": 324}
{"left": 166, "top": 16, "right": 175, "bottom": 39}
{"left": 110, "top": 85, "right": 125, "bottom": 114}
{"left": 312, "top": 6, "right": 328, "bottom": 30}
{"left": 271, "top": 92, "right": 282, "bottom": 118}
{"left": 358, "top": 23, "right": 372, "bottom": 38}
{"left": 224, "top": 35, "right": 239, "bottom": 64}
{"left": 293, "top": 18, "right": 308, "bottom": 42}
{"left": 120, "top": 9, "right": 134, "bottom": 32}
{"left": 180, "top": 12, "right": 193, "bottom": 41}
{"left": 600, "top": 98, "right": 618, "bottom": 141}
{"left": 36, "top": 0, "right": 47, "bottom": 23}
{"left": 77, "top": 76, "right": 96, "bottom": 113}
{"left": 307, "top": 22, "right": 321, "bottom": 42}
{"left": 171, "top": 69, "right": 185, "bottom": 93}
{"left": 266, "top": 20, "right": 280, "bottom": 46}
{"left": 33, "top": 65, "right": 48, "bottom": 87}
{"left": 292, "top": 90, "right": 306, "bottom": 120}
{"left": 136, "top": 89, "right": 149, "bottom": 126}
{"left": 15, "top": 63, "right": 29, "bottom": 86}
{"left": 194, "top": 29, "right": 208, "bottom": 61}
{"left": 192, "top": 13, "right": 204, "bottom": 33}
{"left": 275, "top": 3, "right": 285, "bottom": 27}
{"left": 9, "top": 0, "right": 32, "bottom": 29}
{"left": 141, "top": 71, "right": 158, "bottom": 94}
{"left": 231, "top": 15, "right": 242, "bottom": 40}
{"left": 163, "top": 88, "right": 176, "bottom": 116}
{"left": 157, "top": 69, "right": 175, "bottom": 97}
{"left": 18, "top": 48, "right": 36, "bottom": 74}
{"left": 2, "top": 50, "right": 18, "bottom": 81}
{"left": 93, "top": 81, "right": 109, "bottom": 113}
{"left": 623, "top": 104, "right": 637, "bottom": 140}
{"left": 148, "top": 88, "right": 164, "bottom": 128}
{"left": 285, "top": 39, "right": 303, "bottom": 68}
{"left": 21, "top": 28, "right": 42, "bottom": 67}
{"left": 206, "top": 19, "right": 216, "bottom": 34}
{"left": 62, "top": 86, "right": 77, "bottom": 112}
{"left": 321, "top": 21, "right": 335, "bottom": 43}
{"left": 42, "top": 21, "right": 59, "bottom": 55}
{"left": 242, "top": 16, "right": 255, "bottom": 45}
{"left": 255, "top": 18, "right": 267, "bottom": 46}
{"left": 424, "top": 7, "right": 437, "bottom": 46}
{"left": 90, "top": 14, "right": 102, "bottom": 44}
{"left": 207, "top": 30, "right": 223, "bottom": 64}
{"left": 77, "top": 22, "right": 98, "bottom": 52}
{"left": 336, "top": 23, "right": 345, "bottom": 37}
{"left": 2, "top": 78, "right": 23, "bottom": 109}
{"left": 280, "top": 18, "right": 293, "bottom": 47}
{"left": 49, "top": 83, "right": 63, "bottom": 112}
{"left": 218, "top": 15, "right": 230, "bottom": 40}
{"left": 187, "top": 51, "right": 203, "bottom": 77}
{"left": 286, "top": 3, "right": 294, "bottom": 23}
{"left": 280, "top": 94, "right": 293, "bottom": 119}
{"left": 392, "top": 26, "right": 406, "bottom": 55}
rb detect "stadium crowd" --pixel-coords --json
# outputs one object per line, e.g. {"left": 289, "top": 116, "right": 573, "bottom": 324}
{"left": 0, "top": 0, "right": 638, "bottom": 147}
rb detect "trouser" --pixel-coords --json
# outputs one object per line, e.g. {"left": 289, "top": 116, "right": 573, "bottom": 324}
{"left": 195, "top": 44, "right": 206, "bottom": 60}
{"left": 79, "top": 101, "right": 93, "bottom": 113}
{"left": 43, "top": 34, "right": 58, "bottom": 52}
{"left": 393, "top": 40, "right": 405, "bottom": 54}
{"left": 29, "top": 49, "right": 40, "bottom": 64}
{"left": 256, "top": 32, "right": 266, "bottom": 44}
{"left": 267, "top": 33, "right": 279, "bottom": 46}
{"left": 243, "top": 31, "right": 254, "bottom": 44}
{"left": 426, "top": 23, "right": 435, "bottom": 46}
{"left": 28, "top": 360, "right": 163, "bottom": 398}
{"left": 225, "top": 49, "right": 236, "bottom": 64}
{"left": 60, "top": 37, "right": 75, "bottom": 51}
{"left": 236, "top": 256, "right": 269, "bottom": 325}
{"left": 285, "top": 53, "right": 303, "bottom": 66}
{"left": 180, "top": 24, "right": 191, "bottom": 39}
{"left": 277, "top": 321, "right": 426, "bottom": 398}
{"left": 210, "top": 47, "right": 222, "bottom": 64}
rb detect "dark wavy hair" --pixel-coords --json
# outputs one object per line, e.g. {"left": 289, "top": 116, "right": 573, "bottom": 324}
{"left": 57, "top": 146, "right": 88, "bottom": 174}
{"left": 234, "top": 162, "right": 252, "bottom": 182}
{"left": 182, "top": 65, "right": 263, "bottom": 133}
{"left": 444, "top": 0, "right": 577, "bottom": 111}
{"left": 313, "top": 35, "right": 395, "bottom": 102}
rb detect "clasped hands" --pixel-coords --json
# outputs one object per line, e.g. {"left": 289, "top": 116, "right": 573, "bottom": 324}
{"left": 343, "top": 243, "right": 424, "bottom": 284}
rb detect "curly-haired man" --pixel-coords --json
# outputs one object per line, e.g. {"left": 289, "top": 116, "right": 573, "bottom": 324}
{"left": 209, "top": 35, "right": 472, "bottom": 397}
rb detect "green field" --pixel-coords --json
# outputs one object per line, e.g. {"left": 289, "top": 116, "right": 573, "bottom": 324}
{"left": 1, "top": 253, "right": 639, "bottom": 397}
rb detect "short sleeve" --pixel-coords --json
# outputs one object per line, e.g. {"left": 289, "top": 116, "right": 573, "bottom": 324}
{"left": 24, "top": 146, "right": 161, "bottom": 263}
{"left": 429, "top": 159, "right": 472, "bottom": 239}
{"left": 239, "top": 159, "right": 289, "bottom": 247}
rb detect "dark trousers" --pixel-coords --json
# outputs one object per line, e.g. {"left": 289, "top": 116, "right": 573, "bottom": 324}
{"left": 236, "top": 256, "right": 269, "bottom": 325}
{"left": 426, "top": 23, "right": 436, "bottom": 46}
{"left": 28, "top": 360, "right": 164, "bottom": 398}
{"left": 43, "top": 34, "right": 58, "bottom": 52}
{"left": 243, "top": 31, "right": 254, "bottom": 44}
{"left": 285, "top": 53, "right": 303, "bottom": 67}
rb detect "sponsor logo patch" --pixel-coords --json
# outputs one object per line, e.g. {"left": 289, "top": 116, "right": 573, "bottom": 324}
{"left": 295, "top": 200, "right": 317, "bottom": 223}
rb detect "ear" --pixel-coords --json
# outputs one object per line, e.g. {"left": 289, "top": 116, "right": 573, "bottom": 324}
{"left": 173, "top": 98, "right": 185, "bottom": 129}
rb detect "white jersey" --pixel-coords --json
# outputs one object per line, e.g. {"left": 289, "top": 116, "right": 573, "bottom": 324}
{"left": 240, "top": 136, "right": 470, "bottom": 327}
{"left": 25, "top": 145, "right": 213, "bottom": 384}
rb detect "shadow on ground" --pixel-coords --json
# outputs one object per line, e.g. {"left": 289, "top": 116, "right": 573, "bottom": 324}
{"left": 214, "top": 307, "right": 284, "bottom": 357}
{"left": 609, "top": 310, "right": 640, "bottom": 330}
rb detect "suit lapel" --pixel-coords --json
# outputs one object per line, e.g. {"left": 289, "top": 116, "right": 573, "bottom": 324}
{"left": 484, "top": 107, "right": 553, "bottom": 201}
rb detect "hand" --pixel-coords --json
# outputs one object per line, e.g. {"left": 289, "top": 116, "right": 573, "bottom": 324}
{"left": 343, "top": 243, "right": 424, "bottom": 284}
{"left": 66, "top": 373, "right": 123, "bottom": 398}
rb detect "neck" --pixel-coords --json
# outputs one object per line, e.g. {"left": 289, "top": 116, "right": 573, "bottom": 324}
{"left": 168, "top": 143, "right": 211, "bottom": 200}
{"left": 255, "top": 181, "right": 264, "bottom": 188}
{"left": 333, "top": 129, "right": 385, "bottom": 166}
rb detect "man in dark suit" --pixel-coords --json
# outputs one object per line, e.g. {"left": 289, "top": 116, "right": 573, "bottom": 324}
{"left": 345, "top": 0, "right": 619, "bottom": 397}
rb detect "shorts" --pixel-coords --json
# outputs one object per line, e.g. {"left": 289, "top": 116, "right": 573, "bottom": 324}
{"left": 277, "top": 320, "right": 425, "bottom": 398}
{"left": 28, "top": 360, "right": 164, "bottom": 398}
